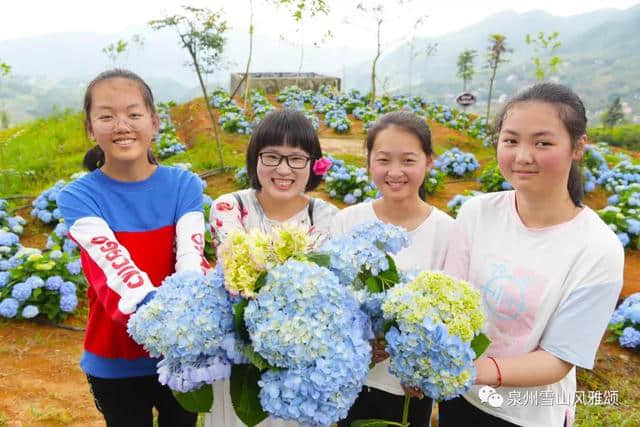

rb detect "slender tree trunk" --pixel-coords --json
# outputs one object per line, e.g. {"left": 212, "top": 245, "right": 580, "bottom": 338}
{"left": 486, "top": 61, "right": 498, "bottom": 123}
{"left": 190, "top": 48, "right": 225, "bottom": 168}
{"left": 408, "top": 43, "right": 414, "bottom": 97}
{"left": 370, "top": 19, "right": 382, "bottom": 108}
{"left": 243, "top": 0, "right": 254, "bottom": 110}
{"left": 295, "top": 24, "right": 304, "bottom": 88}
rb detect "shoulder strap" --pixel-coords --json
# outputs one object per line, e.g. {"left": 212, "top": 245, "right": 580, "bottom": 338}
{"left": 307, "top": 198, "right": 315, "bottom": 226}
{"left": 232, "top": 192, "right": 244, "bottom": 215}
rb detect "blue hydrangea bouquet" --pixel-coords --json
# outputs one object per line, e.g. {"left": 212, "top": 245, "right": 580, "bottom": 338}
{"left": 128, "top": 223, "right": 374, "bottom": 426}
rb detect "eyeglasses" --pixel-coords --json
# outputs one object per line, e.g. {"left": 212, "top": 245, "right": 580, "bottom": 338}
{"left": 91, "top": 113, "right": 148, "bottom": 131}
{"left": 258, "top": 152, "right": 310, "bottom": 169}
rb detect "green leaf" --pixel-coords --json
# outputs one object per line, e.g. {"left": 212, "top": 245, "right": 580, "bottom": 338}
{"left": 233, "top": 300, "right": 250, "bottom": 341}
{"left": 230, "top": 364, "right": 268, "bottom": 427}
{"left": 243, "top": 345, "right": 270, "bottom": 372}
{"left": 471, "top": 333, "right": 491, "bottom": 359}
{"left": 351, "top": 419, "right": 402, "bottom": 427}
{"left": 383, "top": 320, "right": 398, "bottom": 335}
{"left": 378, "top": 255, "right": 400, "bottom": 289}
{"left": 306, "top": 252, "right": 330, "bottom": 267}
{"left": 254, "top": 272, "right": 268, "bottom": 292}
{"left": 365, "top": 276, "right": 382, "bottom": 293}
{"left": 172, "top": 384, "right": 214, "bottom": 413}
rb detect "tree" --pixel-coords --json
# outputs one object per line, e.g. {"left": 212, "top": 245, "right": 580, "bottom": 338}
{"left": 525, "top": 31, "right": 561, "bottom": 81}
{"left": 0, "top": 60, "right": 11, "bottom": 129}
{"left": 102, "top": 35, "right": 144, "bottom": 67}
{"left": 601, "top": 97, "right": 625, "bottom": 127}
{"left": 356, "top": 2, "right": 384, "bottom": 108}
{"left": 407, "top": 15, "right": 437, "bottom": 96}
{"left": 272, "top": 0, "right": 331, "bottom": 87}
{"left": 457, "top": 49, "right": 476, "bottom": 92}
{"left": 485, "top": 34, "right": 511, "bottom": 123}
{"left": 150, "top": 6, "right": 228, "bottom": 168}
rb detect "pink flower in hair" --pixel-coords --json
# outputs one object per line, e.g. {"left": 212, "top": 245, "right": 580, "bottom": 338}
{"left": 312, "top": 157, "right": 332, "bottom": 177}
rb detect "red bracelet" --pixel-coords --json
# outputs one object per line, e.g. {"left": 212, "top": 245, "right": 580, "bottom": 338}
{"left": 488, "top": 356, "right": 502, "bottom": 388}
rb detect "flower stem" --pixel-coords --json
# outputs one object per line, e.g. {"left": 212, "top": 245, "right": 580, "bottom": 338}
{"left": 402, "top": 395, "right": 411, "bottom": 426}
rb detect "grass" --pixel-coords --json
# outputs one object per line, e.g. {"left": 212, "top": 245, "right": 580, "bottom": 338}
{"left": 0, "top": 110, "right": 88, "bottom": 197}
{"left": 28, "top": 405, "right": 75, "bottom": 425}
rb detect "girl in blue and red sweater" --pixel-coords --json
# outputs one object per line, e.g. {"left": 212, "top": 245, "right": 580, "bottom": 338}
{"left": 58, "top": 69, "right": 209, "bottom": 427}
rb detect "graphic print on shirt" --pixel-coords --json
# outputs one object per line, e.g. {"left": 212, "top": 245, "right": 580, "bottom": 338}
{"left": 481, "top": 263, "right": 548, "bottom": 356}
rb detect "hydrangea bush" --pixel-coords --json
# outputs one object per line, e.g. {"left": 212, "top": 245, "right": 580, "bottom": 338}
{"left": 478, "top": 161, "right": 512, "bottom": 192}
{"left": 324, "top": 157, "right": 377, "bottom": 205}
{"left": 31, "top": 180, "right": 66, "bottom": 225}
{"left": 0, "top": 249, "right": 86, "bottom": 322}
{"left": 447, "top": 190, "right": 485, "bottom": 218}
{"left": 155, "top": 103, "right": 187, "bottom": 159}
{"left": 609, "top": 293, "right": 640, "bottom": 349}
{"left": 599, "top": 183, "right": 640, "bottom": 249}
{"left": 0, "top": 199, "right": 26, "bottom": 235}
{"left": 434, "top": 148, "right": 480, "bottom": 178}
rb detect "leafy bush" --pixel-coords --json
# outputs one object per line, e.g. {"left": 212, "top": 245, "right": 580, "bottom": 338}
{"left": 434, "top": 148, "right": 480, "bottom": 177}
{"left": 324, "top": 157, "right": 377, "bottom": 205}
{"left": 588, "top": 125, "right": 640, "bottom": 150}
{"left": 0, "top": 249, "right": 86, "bottom": 322}
{"left": 478, "top": 161, "right": 512, "bottom": 192}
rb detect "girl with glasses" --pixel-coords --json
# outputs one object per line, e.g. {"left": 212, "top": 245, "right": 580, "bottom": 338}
{"left": 206, "top": 109, "right": 338, "bottom": 427}
{"left": 57, "top": 69, "right": 209, "bottom": 427}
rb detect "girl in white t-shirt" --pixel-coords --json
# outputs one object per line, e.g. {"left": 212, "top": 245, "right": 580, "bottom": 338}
{"left": 333, "top": 110, "right": 455, "bottom": 427}
{"left": 441, "top": 83, "right": 624, "bottom": 427}
{"left": 206, "top": 109, "right": 338, "bottom": 427}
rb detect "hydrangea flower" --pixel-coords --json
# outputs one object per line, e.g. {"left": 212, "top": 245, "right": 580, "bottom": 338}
{"left": 60, "top": 281, "right": 77, "bottom": 296}
{"left": 321, "top": 220, "right": 409, "bottom": 285}
{"left": 0, "top": 298, "right": 19, "bottom": 318}
{"left": 11, "top": 282, "right": 32, "bottom": 302}
{"left": 128, "top": 267, "right": 243, "bottom": 392}
{"left": 66, "top": 259, "right": 82, "bottom": 275}
{"left": 244, "top": 260, "right": 370, "bottom": 426}
{"left": 22, "top": 305, "right": 39, "bottom": 319}
{"left": 0, "top": 271, "right": 9, "bottom": 288}
{"left": 218, "top": 224, "right": 311, "bottom": 297}
{"left": 619, "top": 326, "right": 640, "bottom": 348}
{"left": 45, "top": 276, "right": 63, "bottom": 291}
{"left": 382, "top": 271, "right": 485, "bottom": 400}
{"left": 26, "top": 276, "right": 44, "bottom": 289}
{"left": 60, "top": 294, "right": 78, "bottom": 312}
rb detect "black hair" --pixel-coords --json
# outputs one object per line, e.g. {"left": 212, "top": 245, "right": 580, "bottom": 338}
{"left": 365, "top": 110, "right": 434, "bottom": 201}
{"left": 246, "top": 109, "right": 323, "bottom": 192}
{"left": 494, "top": 82, "right": 586, "bottom": 207}
{"left": 82, "top": 69, "right": 158, "bottom": 171}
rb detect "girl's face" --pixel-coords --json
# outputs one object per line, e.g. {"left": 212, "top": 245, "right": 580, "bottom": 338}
{"left": 88, "top": 77, "right": 159, "bottom": 167}
{"left": 497, "top": 101, "right": 584, "bottom": 197}
{"left": 256, "top": 144, "right": 311, "bottom": 201}
{"left": 368, "top": 126, "right": 432, "bottom": 202}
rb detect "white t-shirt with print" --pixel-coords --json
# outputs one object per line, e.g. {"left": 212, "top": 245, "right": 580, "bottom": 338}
{"left": 331, "top": 201, "right": 456, "bottom": 395}
{"left": 444, "top": 191, "right": 624, "bottom": 427}
{"left": 206, "top": 189, "right": 338, "bottom": 427}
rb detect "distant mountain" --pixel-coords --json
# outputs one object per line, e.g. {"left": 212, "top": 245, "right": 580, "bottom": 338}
{"left": 345, "top": 5, "right": 640, "bottom": 122}
{"left": 0, "top": 26, "right": 374, "bottom": 123}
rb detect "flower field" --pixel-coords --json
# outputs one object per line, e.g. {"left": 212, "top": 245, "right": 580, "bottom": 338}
{"left": 0, "top": 88, "right": 639, "bottom": 426}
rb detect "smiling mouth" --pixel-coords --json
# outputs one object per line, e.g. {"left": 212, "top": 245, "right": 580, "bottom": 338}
{"left": 113, "top": 138, "right": 136, "bottom": 147}
{"left": 386, "top": 180, "right": 408, "bottom": 187}
{"left": 272, "top": 178, "right": 294, "bottom": 190}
